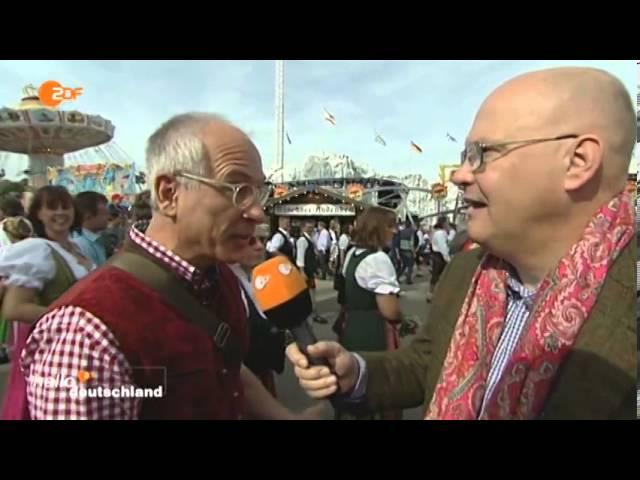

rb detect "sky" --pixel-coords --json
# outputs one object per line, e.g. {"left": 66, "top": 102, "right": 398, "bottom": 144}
{"left": 0, "top": 60, "right": 636, "bottom": 183}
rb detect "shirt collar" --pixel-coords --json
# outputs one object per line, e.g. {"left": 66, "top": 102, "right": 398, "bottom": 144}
{"left": 505, "top": 267, "right": 537, "bottom": 307}
{"left": 128, "top": 222, "right": 217, "bottom": 291}
{"left": 79, "top": 228, "right": 100, "bottom": 242}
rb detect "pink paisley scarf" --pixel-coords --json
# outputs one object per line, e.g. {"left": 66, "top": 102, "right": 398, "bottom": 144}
{"left": 425, "top": 191, "right": 634, "bottom": 420}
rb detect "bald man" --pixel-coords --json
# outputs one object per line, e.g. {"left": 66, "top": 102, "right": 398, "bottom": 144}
{"left": 10, "top": 113, "right": 323, "bottom": 420}
{"left": 286, "top": 68, "right": 637, "bottom": 420}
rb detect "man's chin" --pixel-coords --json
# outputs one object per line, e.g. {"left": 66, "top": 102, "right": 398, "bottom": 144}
{"left": 466, "top": 224, "right": 487, "bottom": 247}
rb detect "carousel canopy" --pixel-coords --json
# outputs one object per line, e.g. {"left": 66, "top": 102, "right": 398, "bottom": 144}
{"left": 0, "top": 85, "right": 114, "bottom": 155}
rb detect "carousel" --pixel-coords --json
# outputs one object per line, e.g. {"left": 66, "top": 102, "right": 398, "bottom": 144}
{"left": 0, "top": 85, "right": 115, "bottom": 188}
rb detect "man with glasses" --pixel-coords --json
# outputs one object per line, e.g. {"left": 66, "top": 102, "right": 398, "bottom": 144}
{"left": 286, "top": 67, "right": 637, "bottom": 419}
{"left": 15, "top": 113, "right": 323, "bottom": 420}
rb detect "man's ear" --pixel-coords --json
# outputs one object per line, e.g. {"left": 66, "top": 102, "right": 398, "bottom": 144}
{"left": 154, "top": 174, "right": 179, "bottom": 217}
{"left": 563, "top": 135, "right": 603, "bottom": 192}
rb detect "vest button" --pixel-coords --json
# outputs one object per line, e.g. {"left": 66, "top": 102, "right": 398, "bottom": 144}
{"left": 233, "top": 391, "right": 239, "bottom": 398}
{"left": 222, "top": 369, "right": 228, "bottom": 375}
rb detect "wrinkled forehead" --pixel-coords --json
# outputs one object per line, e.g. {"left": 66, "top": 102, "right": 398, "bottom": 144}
{"left": 201, "top": 123, "right": 265, "bottom": 184}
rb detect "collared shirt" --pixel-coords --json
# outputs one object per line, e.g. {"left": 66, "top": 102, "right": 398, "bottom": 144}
{"left": 351, "top": 269, "right": 537, "bottom": 419}
{"left": 338, "top": 233, "right": 350, "bottom": 251}
{"left": 266, "top": 228, "right": 292, "bottom": 254}
{"left": 316, "top": 229, "right": 331, "bottom": 253}
{"left": 73, "top": 228, "right": 107, "bottom": 267}
{"left": 431, "top": 229, "right": 450, "bottom": 262}
{"left": 20, "top": 223, "right": 214, "bottom": 419}
{"left": 296, "top": 233, "right": 314, "bottom": 269}
{"left": 480, "top": 273, "right": 536, "bottom": 414}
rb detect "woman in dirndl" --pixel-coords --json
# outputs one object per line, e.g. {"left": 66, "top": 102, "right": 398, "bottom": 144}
{"left": 339, "top": 207, "right": 403, "bottom": 420}
{"left": 0, "top": 186, "right": 95, "bottom": 420}
{"left": 0, "top": 216, "right": 34, "bottom": 364}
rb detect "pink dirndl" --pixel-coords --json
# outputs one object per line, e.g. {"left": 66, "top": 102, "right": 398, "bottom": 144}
{"left": 1, "top": 322, "right": 32, "bottom": 420}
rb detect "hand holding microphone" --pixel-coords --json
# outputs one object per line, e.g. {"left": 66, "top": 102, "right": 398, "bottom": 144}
{"left": 252, "top": 255, "right": 328, "bottom": 367}
{"left": 286, "top": 341, "right": 359, "bottom": 399}
{"left": 252, "top": 256, "right": 361, "bottom": 401}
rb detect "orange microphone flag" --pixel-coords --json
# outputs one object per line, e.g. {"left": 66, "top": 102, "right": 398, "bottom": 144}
{"left": 251, "top": 256, "right": 307, "bottom": 312}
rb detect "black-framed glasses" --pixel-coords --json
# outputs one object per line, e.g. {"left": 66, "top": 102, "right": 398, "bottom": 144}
{"left": 460, "top": 134, "right": 579, "bottom": 171}
{"left": 176, "top": 171, "right": 271, "bottom": 209}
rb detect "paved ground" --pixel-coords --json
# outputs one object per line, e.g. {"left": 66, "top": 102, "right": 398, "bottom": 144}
{"left": 0, "top": 267, "right": 433, "bottom": 420}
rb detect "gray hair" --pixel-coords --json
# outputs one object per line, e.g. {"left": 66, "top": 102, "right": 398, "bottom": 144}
{"left": 145, "top": 112, "right": 228, "bottom": 208}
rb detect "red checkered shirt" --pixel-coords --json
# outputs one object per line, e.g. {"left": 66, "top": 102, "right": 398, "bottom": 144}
{"left": 21, "top": 224, "right": 214, "bottom": 419}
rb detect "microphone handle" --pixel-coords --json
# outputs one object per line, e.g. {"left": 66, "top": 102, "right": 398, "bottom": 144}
{"left": 289, "top": 318, "right": 345, "bottom": 406}
{"left": 290, "top": 319, "right": 330, "bottom": 368}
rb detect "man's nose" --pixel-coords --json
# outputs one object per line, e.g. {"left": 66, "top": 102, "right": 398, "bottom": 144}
{"left": 243, "top": 202, "right": 266, "bottom": 223}
{"left": 450, "top": 163, "right": 474, "bottom": 189}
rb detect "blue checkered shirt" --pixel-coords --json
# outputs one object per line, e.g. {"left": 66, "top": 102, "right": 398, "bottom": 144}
{"left": 480, "top": 274, "right": 536, "bottom": 415}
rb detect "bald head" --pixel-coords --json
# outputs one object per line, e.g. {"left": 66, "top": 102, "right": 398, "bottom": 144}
{"left": 473, "top": 67, "right": 635, "bottom": 190}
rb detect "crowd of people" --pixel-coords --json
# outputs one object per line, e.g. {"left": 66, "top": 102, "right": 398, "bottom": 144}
{"left": 0, "top": 188, "right": 152, "bottom": 365}
{"left": 0, "top": 66, "right": 636, "bottom": 420}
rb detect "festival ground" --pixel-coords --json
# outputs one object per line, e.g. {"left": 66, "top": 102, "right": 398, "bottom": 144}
{"left": 0, "top": 273, "right": 432, "bottom": 420}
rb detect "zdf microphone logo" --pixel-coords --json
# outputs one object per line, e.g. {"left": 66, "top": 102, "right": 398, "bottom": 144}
{"left": 38, "top": 80, "right": 84, "bottom": 108}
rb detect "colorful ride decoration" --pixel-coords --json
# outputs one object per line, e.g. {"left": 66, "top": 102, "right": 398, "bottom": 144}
{"left": 47, "top": 162, "right": 138, "bottom": 202}
{"left": 430, "top": 182, "right": 448, "bottom": 200}
{"left": 273, "top": 185, "right": 289, "bottom": 198}
{"left": 346, "top": 183, "right": 364, "bottom": 201}
{"left": 0, "top": 85, "right": 114, "bottom": 188}
{"left": 438, "top": 164, "right": 459, "bottom": 184}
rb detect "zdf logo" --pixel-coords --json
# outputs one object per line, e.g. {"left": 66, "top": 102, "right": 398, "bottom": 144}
{"left": 38, "top": 80, "right": 84, "bottom": 108}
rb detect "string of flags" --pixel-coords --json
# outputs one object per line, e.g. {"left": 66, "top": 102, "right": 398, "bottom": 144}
{"left": 317, "top": 107, "right": 461, "bottom": 155}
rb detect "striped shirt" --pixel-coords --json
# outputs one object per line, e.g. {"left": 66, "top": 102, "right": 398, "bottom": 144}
{"left": 480, "top": 274, "right": 536, "bottom": 415}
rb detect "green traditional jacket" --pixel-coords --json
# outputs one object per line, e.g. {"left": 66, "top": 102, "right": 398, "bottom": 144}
{"left": 361, "top": 241, "right": 637, "bottom": 420}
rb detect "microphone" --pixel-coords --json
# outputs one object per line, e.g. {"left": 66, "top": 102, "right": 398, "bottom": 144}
{"left": 251, "top": 255, "right": 329, "bottom": 369}
{"left": 253, "top": 256, "right": 369, "bottom": 413}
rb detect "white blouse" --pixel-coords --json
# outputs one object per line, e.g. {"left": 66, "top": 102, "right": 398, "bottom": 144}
{"left": 0, "top": 237, "right": 94, "bottom": 290}
{"left": 342, "top": 248, "right": 400, "bottom": 295}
